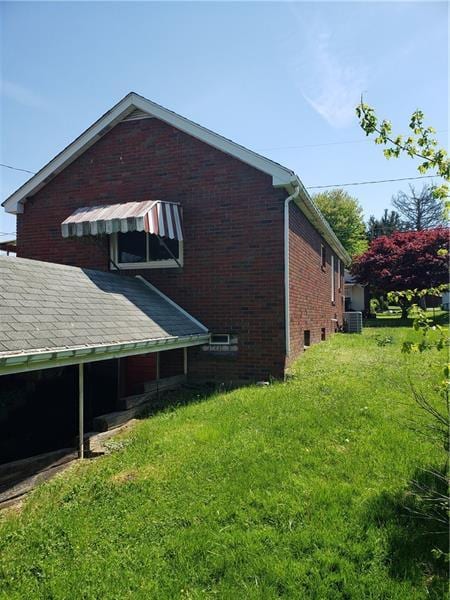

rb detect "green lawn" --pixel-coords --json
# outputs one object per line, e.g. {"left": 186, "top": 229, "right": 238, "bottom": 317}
{"left": 0, "top": 326, "right": 447, "bottom": 599}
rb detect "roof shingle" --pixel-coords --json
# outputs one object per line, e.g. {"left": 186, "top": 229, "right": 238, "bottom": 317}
{"left": 0, "top": 257, "right": 207, "bottom": 359}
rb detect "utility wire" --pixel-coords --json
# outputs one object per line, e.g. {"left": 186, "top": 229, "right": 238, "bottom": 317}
{"left": 0, "top": 163, "right": 36, "bottom": 174}
{"left": 0, "top": 164, "right": 442, "bottom": 190}
{"left": 306, "top": 175, "right": 437, "bottom": 190}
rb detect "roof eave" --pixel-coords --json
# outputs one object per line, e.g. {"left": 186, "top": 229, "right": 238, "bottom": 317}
{"left": 0, "top": 332, "right": 210, "bottom": 376}
{"left": 289, "top": 176, "right": 351, "bottom": 265}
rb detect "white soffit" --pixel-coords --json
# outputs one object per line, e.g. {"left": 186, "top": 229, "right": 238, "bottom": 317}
{"left": 2, "top": 92, "right": 296, "bottom": 214}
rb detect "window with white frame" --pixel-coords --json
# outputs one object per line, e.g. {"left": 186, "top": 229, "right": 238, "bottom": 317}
{"left": 331, "top": 254, "right": 335, "bottom": 303}
{"left": 337, "top": 259, "right": 341, "bottom": 292}
{"left": 110, "top": 231, "right": 183, "bottom": 269}
{"left": 210, "top": 334, "right": 231, "bottom": 346}
{"left": 320, "top": 244, "right": 326, "bottom": 269}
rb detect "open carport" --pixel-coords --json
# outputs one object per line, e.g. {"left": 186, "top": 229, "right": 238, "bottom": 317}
{"left": 0, "top": 256, "right": 208, "bottom": 500}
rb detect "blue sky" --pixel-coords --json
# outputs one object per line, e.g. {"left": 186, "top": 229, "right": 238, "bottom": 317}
{"left": 1, "top": 1, "right": 448, "bottom": 240}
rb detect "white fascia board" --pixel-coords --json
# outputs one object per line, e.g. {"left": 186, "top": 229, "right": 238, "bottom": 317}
{"left": 130, "top": 94, "right": 295, "bottom": 187}
{"left": 292, "top": 176, "right": 351, "bottom": 265}
{"left": 135, "top": 275, "right": 209, "bottom": 333}
{"left": 3, "top": 94, "right": 137, "bottom": 214}
{"left": 3, "top": 92, "right": 295, "bottom": 214}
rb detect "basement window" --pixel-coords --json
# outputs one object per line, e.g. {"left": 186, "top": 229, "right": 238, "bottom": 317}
{"left": 321, "top": 328, "right": 326, "bottom": 341}
{"left": 110, "top": 232, "right": 183, "bottom": 269}
{"left": 210, "top": 334, "right": 231, "bottom": 346}
{"left": 320, "top": 244, "right": 326, "bottom": 270}
{"left": 303, "top": 330, "right": 311, "bottom": 349}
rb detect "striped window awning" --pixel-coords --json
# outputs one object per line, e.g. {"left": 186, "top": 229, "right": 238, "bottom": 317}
{"left": 61, "top": 200, "right": 183, "bottom": 240}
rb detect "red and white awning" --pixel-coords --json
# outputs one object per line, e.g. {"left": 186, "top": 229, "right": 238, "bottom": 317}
{"left": 61, "top": 200, "right": 183, "bottom": 240}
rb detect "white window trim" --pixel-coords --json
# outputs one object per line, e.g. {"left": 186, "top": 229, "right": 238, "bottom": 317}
{"left": 331, "top": 254, "right": 335, "bottom": 303}
{"left": 210, "top": 334, "right": 231, "bottom": 346}
{"left": 337, "top": 258, "right": 341, "bottom": 292}
{"left": 110, "top": 233, "right": 183, "bottom": 270}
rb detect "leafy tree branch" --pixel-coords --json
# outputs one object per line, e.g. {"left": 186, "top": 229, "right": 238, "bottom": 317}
{"left": 356, "top": 100, "right": 450, "bottom": 201}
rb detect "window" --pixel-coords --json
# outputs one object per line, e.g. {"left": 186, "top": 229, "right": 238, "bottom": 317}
{"left": 303, "top": 330, "right": 311, "bottom": 348}
{"left": 321, "top": 328, "right": 326, "bottom": 341}
{"left": 337, "top": 259, "right": 341, "bottom": 292}
{"left": 111, "top": 232, "right": 183, "bottom": 269}
{"left": 331, "top": 254, "right": 335, "bottom": 303}
{"left": 320, "top": 244, "right": 326, "bottom": 269}
{"left": 210, "top": 334, "right": 231, "bottom": 345}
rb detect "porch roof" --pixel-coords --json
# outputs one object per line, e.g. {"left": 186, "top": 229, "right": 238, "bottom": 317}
{"left": 0, "top": 256, "right": 208, "bottom": 375}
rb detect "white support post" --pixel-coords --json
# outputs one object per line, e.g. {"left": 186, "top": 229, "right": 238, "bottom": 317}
{"left": 183, "top": 347, "right": 188, "bottom": 376}
{"left": 78, "top": 363, "right": 84, "bottom": 459}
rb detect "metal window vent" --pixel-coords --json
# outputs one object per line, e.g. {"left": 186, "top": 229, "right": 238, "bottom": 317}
{"left": 123, "top": 109, "right": 154, "bottom": 122}
{"left": 343, "top": 311, "right": 363, "bottom": 333}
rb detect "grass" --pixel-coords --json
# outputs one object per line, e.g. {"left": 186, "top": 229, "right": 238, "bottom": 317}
{"left": 0, "top": 326, "right": 448, "bottom": 599}
{"left": 365, "top": 308, "right": 448, "bottom": 328}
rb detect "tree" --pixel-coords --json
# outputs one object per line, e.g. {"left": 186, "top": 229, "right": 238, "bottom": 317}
{"left": 392, "top": 184, "right": 444, "bottom": 231}
{"left": 312, "top": 189, "right": 368, "bottom": 256}
{"left": 366, "top": 209, "right": 404, "bottom": 241}
{"left": 351, "top": 228, "right": 449, "bottom": 318}
{"left": 356, "top": 101, "right": 449, "bottom": 201}
{"left": 356, "top": 101, "right": 450, "bottom": 540}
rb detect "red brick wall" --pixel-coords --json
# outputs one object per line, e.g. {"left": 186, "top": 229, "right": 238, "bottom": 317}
{"left": 16, "top": 116, "right": 287, "bottom": 381}
{"left": 124, "top": 354, "right": 157, "bottom": 395}
{"left": 288, "top": 202, "right": 344, "bottom": 365}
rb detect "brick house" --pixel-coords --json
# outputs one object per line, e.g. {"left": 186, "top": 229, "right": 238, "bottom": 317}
{"left": 0, "top": 93, "right": 348, "bottom": 474}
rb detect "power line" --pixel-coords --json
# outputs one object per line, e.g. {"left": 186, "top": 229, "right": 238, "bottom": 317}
{"left": 305, "top": 175, "right": 438, "bottom": 190}
{"left": 0, "top": 163, "right": 442, "bottom": 191}
{"left": 0, "top": 163, "right": 36, "bottom": 175}
{"left": 258, "top": 139, "right": 367, "bottom": 150}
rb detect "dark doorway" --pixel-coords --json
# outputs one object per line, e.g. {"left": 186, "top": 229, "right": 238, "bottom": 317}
{"left": 0, "top": 359, "right": 120, "bottom": 465}
{"left": 0, "top": 366, "right": 78, "bottom": 464}
{"left": 84, "top": 359, "right": 119, "bottom": 422}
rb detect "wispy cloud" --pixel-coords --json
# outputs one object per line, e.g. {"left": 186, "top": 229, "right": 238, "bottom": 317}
{"left": 291, "top": 24, "right": 367, "bottom": 128}
{"left": 0, "top": 80, "right": 49, "bottom": 110}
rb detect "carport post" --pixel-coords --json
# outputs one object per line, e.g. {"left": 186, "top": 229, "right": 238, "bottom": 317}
{"left": 183, "top": 347, "right": 188, "bottom": 376}
{"left": 78, "top": 363, "right": 84, "bottom": 459}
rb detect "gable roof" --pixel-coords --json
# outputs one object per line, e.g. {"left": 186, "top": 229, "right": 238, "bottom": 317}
{"left": 2, "top": 92, "right": 296, "bottom": 215}
{"left": 0, "top": 256, "right": 208, "bottom": 374}
{"left": 2, "top": 92, "right": 349, "bottom": 263}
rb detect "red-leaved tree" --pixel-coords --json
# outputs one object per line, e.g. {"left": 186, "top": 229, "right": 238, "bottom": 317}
{"left": 352, "top": 227, "right": 449, "bottom": 317}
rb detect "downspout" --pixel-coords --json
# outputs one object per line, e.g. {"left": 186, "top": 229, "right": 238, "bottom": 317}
{"left": 284, "top": 183, "right": 301, "bottom": 357}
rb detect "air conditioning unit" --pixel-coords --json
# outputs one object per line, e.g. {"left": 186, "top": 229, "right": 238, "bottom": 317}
{"left": 344, "top": 311, "right": 363, "bottom": 333}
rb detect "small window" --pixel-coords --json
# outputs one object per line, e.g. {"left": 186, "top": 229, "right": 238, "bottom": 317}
{"left": 321, "top": 328, "right": 326, "bottom": 341}
{"left": 210, "top": 334, "right": 230, "bottom": 346}
{"left": 321, "top": 244, "right": 326, "bottom": 269}
{"left": 303, "top": 330, "right": 311, "bottom": 348}
{"left": 331, "top": 254, "right": 335, "bottom": 304}
{"left": 111, "top": 232, "right": 183, "bottom": 269}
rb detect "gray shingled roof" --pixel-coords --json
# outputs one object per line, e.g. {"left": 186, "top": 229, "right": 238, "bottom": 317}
{"left": 0, "top": 256, "right": 207, "bottom": 359}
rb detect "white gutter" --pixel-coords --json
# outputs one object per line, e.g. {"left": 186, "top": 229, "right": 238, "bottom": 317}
{"left": 284, "top": 184, "right": 301, "bottom": 357}
{"left": 0, "top": 333, "right": 209, "bottom": 377}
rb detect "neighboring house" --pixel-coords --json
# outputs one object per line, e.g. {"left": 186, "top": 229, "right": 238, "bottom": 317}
{"left": 344, "top": 270, "right": 368, "bottom": 313}
{"left": 0, "top": 92, "right": 349, "bottom": 468}
{"left": 442, "top": 290, "right": 449, "bottom": 311}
